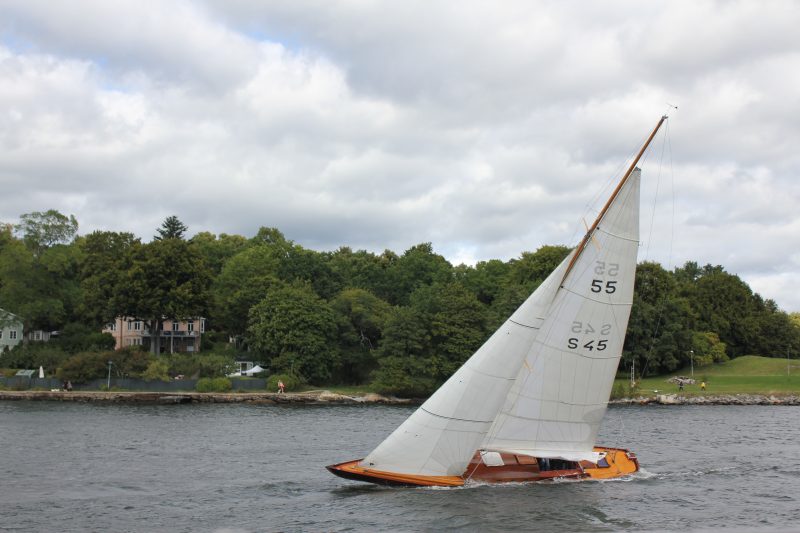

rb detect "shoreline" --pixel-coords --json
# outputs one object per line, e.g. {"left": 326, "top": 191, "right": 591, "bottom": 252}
{"left": 2, "top": 390, "right": 799, "bottom": 405}
{"left": 0, "top": 390, "right": 414, "bottom": 405}
{"left": 611, "top": 393, "right": 800, "bottom": 405}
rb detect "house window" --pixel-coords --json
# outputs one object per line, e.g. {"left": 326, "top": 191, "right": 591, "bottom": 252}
{"left": 10, "top": 330, "right": 18, "bottom": 339}
{"left": 108, "top": 323, "right": 117, "bottom": 331}
{"left": 133, "top": 321, "right": 142, "bottom": 331}
{"left": 201, "top": 319, "right": 205, "bottom": 333}
{"left": 172, "top": 321, "right": 179, "bottom": 331}
{"left": 128, "top": 321, "right": 132, "bottom": 331}
{"left": 187, "top": 320, "right": 194, "bottom": 333}
{"left": 34, "top": 331, "right": 42, "bottom": 340}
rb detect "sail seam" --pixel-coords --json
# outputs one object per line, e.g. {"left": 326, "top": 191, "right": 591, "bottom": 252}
{"left": 463, "top": 365, "right": 518, "bottom": 381}
{"left": 595, "top": 226, "right": 640, "bottom": 242}
{"left": 419, "top": 407, "right": 495, "bottom": 425}
{"left": 508, "top": 319, "right": 543, "bottom": 330}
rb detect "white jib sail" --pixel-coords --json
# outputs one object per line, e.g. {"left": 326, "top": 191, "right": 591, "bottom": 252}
{"left": 482, "top": 169, "right": 641, "bottom": 462}
{"left": 360, "top": 251, "right": 573, "bottom": 476}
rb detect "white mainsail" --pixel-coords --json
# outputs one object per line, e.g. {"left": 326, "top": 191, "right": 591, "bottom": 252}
{"left": 362, "top": 168, "right": 641, "bottom": 477}
{"left": 483, "top": 169, "right": 640, "bottom": 461}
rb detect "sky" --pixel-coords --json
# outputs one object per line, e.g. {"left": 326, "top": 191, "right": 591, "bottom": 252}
{"left": 1, "top": 1, "right": 799, "bottom": 311}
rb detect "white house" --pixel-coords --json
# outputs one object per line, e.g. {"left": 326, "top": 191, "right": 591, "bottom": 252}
{"left": 0, "top": 309, "right": 23, "bottom": 351}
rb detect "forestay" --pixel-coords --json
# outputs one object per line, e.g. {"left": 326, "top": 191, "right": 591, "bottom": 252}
{"left": 482, "top": 169, "right": 641, "bottom": 461}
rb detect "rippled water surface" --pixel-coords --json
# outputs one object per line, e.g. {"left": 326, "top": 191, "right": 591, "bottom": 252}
{"left": 1, "top": 401, "right": 798, "bottom": 532}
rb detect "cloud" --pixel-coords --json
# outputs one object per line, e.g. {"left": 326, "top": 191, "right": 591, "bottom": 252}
{"left": 1, "top": 0, "right": 799, "bottom": 311}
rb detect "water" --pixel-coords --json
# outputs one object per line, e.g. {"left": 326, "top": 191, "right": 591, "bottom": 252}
{"left": 1, "top": 402, "right": 798, "bottom": 532}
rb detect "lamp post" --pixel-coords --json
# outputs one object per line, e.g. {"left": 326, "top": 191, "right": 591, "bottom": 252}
{"left": 107, "top": 360, "right": 113, "bottom": 390}
{"left": 690, "top": 350, "right": 694, "bottom": 377}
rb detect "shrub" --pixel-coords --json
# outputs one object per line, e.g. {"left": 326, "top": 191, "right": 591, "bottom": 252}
{"left": 169, "top": 353, "right": 236, "bottom": 379}
{"left": 371, "top": 356, "right": 438, "bottom": 398}
{"left": 196, "top": 353, "right": 236, "bottom": 378}
{"left": 55, "top": 323, "right": 116, "bottom": 352}
{"left": 57, "top": 348, "right": 154, "bottom": 383}
{"left": 0, "top": 343, "right": 68, "bottom": 373}
{"left": 196, "top": 377, "right": 232, "bottom": 392}
{"left": 142, "top": 359, "right": 170, "bottom": 382}
{"left": 610, "top": 381, "right": 640, "bottom": 400}
{"left": 267, "top": 373, "right": 302, "bottom": 392}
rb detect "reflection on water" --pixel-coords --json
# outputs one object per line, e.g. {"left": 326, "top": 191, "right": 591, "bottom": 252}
{"left": 1, "top": 402, "right": 798, "bottom": 532}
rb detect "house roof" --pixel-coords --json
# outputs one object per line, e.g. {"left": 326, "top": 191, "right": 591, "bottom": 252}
{"left": 0, "top": 308, "right": 23, "bottom": 326}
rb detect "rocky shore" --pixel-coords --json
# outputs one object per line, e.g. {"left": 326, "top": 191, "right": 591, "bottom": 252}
{"left": 3, "top": 390, "right": 799, "bottom": 406}
{"left": 0, "top": 390, "right": 413, "bottom": 405}
{"left": 611, "top": 393, "right": 800, "bottom": 406}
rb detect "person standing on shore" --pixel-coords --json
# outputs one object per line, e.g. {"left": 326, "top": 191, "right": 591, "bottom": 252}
{"left": 278, "top": 380, "right": 285, "bottom": 394}
{"left": 701, "top": 381, "right": 706, "bottom": 391}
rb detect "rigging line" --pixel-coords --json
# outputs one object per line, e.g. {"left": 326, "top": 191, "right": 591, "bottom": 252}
{"left": 639, "top": 122, "right": 674, "bottom": 381}
{"left": 667, "top": 119, "right": 676, "bottom": 271}
{"left": 645, "top": 119, "right": 669, "bottom": 261}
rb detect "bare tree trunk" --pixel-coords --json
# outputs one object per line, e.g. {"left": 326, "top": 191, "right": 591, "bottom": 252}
{"left": 150, "top": 318, "right": 162, "bottom": 355}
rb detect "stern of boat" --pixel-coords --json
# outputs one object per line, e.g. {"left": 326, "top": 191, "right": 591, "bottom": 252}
{"left": 582, "top": 447, "right": 639, "bottom": 479}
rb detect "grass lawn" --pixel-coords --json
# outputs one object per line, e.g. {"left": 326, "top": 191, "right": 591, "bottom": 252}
{"left": 305, "top": 384, "right": 379, "bottom": 396}
{"left": 618, "top": 355, "right": 800, "bottom": 396}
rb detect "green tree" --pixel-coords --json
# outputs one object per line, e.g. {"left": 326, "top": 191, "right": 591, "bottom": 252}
{"left": 409, "top": 282, "right": 488, "bottom": 379}
{"left": 329, "top": 247, "right": 393, "bottom": 299}
{"left": 114, "top": 239, "right": 211, "bottom": 354}
{"left": 691, "top": 331, "right": 728, "bottom": 366}
{"left": 189, "top": 232, "right": 250, "bottom": 275}
{"left": 385, "top": 243, "right": 452, "bottom": 305}
{"left": 211, "top": 245, "right": 282, "bottom": 339}
{"left": 623, "top": 262, "right": 693, "bottom": 375}
{"left": 686, "top": 265, "right": 761, "bottom": 357}
{"left": 331, "top": 288, "right": 392, "bottom": 383}
{"left": 454, "top": 259, "right": 510, "bottom": 306}
{"left": 14, "top": 210, "right": 78, "bottom": 256}
{"left": 142, "top": 359, "right": 170, "bottom": 381}
{"left": 0, "top": 234, "right": 82, "bottom": 331}
{"left": 506, "top": 245, "right": 571, "bottom": 291}
{"left": 247, "top": 283, "right": 339, "bottom": 383}
{"left": 154, "top": 215, "right": 188, "bottom": 240}
{"left": 376, "top": 306, "right": 430, "bottom": 360}
{"left": 79, "top": 231, "right": 140, "bottom": 326}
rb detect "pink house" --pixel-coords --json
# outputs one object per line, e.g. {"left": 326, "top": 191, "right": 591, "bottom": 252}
{"left": 103, "top": 317, "right": 205, "bottom": 353}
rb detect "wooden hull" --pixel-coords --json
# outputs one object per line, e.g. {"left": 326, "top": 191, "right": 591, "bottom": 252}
{"left": 327, "top": 446, "right": 639, "bottom": 487}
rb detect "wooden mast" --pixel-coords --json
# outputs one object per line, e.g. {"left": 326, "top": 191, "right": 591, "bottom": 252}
{"left": 560, "top": 115, "right": 668, "bottom": 285}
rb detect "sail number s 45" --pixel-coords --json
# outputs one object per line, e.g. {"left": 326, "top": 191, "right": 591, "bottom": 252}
{"left": 567, "top": 338, "right": 608, "bottom": 351}
{"left": 569, "top": 322, "right": 611, "bottom": 352}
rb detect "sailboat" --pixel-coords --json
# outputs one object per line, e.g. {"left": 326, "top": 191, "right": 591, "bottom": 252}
{"left": 327, "top": 116, "right": 668, "bottom": 486}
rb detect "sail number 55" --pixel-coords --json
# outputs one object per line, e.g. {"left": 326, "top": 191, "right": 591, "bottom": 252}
{"left": 590, "top": 279, "right": 617, "bottom": 293}
{"left": 591, "top": 261, "right": 619, "bottom": 293}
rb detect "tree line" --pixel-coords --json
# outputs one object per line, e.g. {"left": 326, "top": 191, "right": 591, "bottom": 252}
{"left": 1, "top": 210, "right": 798, "bottom": 395}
